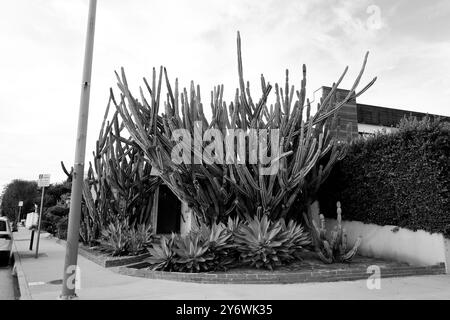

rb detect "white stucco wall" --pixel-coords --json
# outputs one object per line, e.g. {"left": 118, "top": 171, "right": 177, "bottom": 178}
{"left": 326, "top": 219, "right": 447, "bottom": 268}
{"left": 445, "top": 238, "right": 450, "bottom": 273}
{"left": 357, "top": 123, "right": 398, "bottom": 135}
{"left": 180, "top": 202, "right": 196, "bottom": 235}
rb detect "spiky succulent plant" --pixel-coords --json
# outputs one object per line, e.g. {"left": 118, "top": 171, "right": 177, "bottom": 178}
{"left": 146, "top": 233, "right": 177, "bottom": 271}
{"left": 198, "top": 221, "right": 237, "bottom": 270}
{"left": 100, "top": 220, "right": 131, "bottom": 256}
{"left": 128, "top": 223, "right": 153, "bottom": 255}
{"left": 278, "top": 218, "right": 311, "bottom": 262}
{"left": 172, "top": 233, "right": 214, "bottom": 273}
{"left": 234, "top": 214, "right": 287, "bottom": 270}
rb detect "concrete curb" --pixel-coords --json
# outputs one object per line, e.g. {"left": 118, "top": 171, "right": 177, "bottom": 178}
{"left": 12, "top": 243, "right": 32, "bottom": 300}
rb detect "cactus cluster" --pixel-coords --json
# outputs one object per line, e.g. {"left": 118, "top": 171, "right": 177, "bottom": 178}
{"left": 64, "top": 32, "right": 374, "bottom": 259}
{"left": 62, "top": 96, "right": 161, "bottom": 244}
{"left": 109, "top": 31, "right": 376, "bottom": 225}
{"left": 304, "top": 201, "right": 361, "bottom": 263}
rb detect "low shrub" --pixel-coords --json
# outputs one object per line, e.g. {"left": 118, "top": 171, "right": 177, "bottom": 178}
{"left": 42, "top": 212, "right": 60, "bottom": 235}
{"left": 319, "top": 116, "right": 450, "bottom": 237}
{"left": 42, "top": 206, "right": 69, "bottom": 236}
{"left": 56, "top": 216, "right": 68, "bottom": 240}
{"left": 100, "top": 220, "right": 152, "bottom": 256}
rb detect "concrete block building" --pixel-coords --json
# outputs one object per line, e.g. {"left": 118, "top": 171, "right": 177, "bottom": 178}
{"left": 321, "top": 86, "right": 449, "bottom": 140}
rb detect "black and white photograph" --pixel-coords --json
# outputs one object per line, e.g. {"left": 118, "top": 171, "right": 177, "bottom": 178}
{"left": 0, "top": 0, "right": 450, "bottom": 307}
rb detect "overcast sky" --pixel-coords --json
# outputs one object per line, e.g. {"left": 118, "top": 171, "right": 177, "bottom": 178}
{"left": 1, "top": 0, "right": 449, "bottom": 190}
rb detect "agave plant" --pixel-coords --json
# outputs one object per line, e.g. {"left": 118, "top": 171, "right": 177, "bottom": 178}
{"left": 234, "top": 214, "right": 287, "bottom": 270}
{"left": 146, "top": 233, "right": 177, "bottom": 271}
{"left": 278, "top": 218, "right": 311, "bottom": 262}
{"left": 128, "top": 223, "right": 153, "bottom": 255}
{"left": 100, "top": 219, "right": 153, "bottom": 256}
{"left": 304, "top": 201, "right": 361, "bottom": 263}
{"left": 227, "top": 216, "right": 242, "bottom": 235}
{"left": 172, "top": 233, "right": 214, "bottom": 273}
{"left": 195, "top": 221, "right": 237, "bottom": 270}
{"left": 100, "top": 220, "right": 130, "bottom": 256}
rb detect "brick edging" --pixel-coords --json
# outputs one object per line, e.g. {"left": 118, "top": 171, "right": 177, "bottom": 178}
{"left": 117, "top": 263, "right": 446, "bottom": 284}
{"left": 54, "top": 238, "right": 150, "bottom": 268}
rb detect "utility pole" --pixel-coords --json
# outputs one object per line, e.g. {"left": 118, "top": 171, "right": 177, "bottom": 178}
{"left": 60, "top": 0, "right": 97, "bottom": 300}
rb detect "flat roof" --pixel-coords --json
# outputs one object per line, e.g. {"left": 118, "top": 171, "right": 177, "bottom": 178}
{"left": 356, "top": 103, "right": 450, "bottom": 127}
{"left": 320, "top": 86, "right": 450, "bottom": 126}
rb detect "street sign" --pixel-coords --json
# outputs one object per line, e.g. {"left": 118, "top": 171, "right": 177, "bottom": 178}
{"left": 35, "top": 173, "right": 50, "bottom": 258}
{"left": 38, "top": 174, "right": 51, "bottom": 187}
{"left": 18, "top": 201, "right": 23, "bottom": 207}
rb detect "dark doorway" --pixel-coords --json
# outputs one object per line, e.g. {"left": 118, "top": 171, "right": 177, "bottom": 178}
{"left": 156, "top": 184, "right": 181, "bottom": 234}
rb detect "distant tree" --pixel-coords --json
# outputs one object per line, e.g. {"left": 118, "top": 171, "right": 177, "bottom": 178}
{"left": 39, "top": 181, "right": 71, "bottom": 237}
{"left": 32, "top": 181, "right": 71, "bottom": 209}
{"left": 0, "top": 180, "right": 39, "bottom": 220}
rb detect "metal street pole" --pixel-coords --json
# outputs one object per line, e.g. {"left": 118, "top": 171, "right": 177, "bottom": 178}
{"left": 61, "top": 0, "right": 97, "bottom": 299}
{"left": 34, "top": 187, "right": 45, "bottom": 258}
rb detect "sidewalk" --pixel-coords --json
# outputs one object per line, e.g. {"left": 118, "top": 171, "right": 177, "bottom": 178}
{"left": 13, "top": 227, "right": 450, "bottom": 300}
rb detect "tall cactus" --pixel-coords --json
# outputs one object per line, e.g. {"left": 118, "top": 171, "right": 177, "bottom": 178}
{"left": 109, "top": 31, "right": 376, "bottom": 226}
{"left": 62, "top": 97, "right": 162, "bottom": 244}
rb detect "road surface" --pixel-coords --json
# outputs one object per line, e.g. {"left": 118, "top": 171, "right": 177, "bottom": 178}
{"left": 0, "top": 266, "right": 17, "bottom": 300}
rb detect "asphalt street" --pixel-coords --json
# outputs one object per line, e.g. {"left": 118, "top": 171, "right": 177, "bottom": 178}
{"left": 0, "top": 266, "right": 16, "bottom": 300}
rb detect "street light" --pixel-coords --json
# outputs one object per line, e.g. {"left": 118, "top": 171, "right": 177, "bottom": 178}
{"left": 60, "top": 0, "right": 97, "bottom": 300}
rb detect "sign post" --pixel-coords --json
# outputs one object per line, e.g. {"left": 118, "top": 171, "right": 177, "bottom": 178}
{"left": 61, "top": 0, "right": 97, "bottom": 300}
{"left": 15, "top": 200, "right": 23, "bottom": 227}
{"left": 35, "top": 174, "right": 50, "bottom": 258}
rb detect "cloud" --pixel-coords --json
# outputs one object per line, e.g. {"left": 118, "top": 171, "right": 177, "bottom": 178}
{"left": 0, "top": 0, "right": 449, "bottom": 190}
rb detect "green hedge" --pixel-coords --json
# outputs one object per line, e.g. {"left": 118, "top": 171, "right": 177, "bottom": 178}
{"left": 42, "top": 205, "right": 69, "bottom": 238}
{"left": 319, "top": 117, "right": 450, "bottom": 237}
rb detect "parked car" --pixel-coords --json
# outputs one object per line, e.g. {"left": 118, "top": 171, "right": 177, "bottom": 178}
{"left": 0, "top": 217, "right": 13, "bottom": 265}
